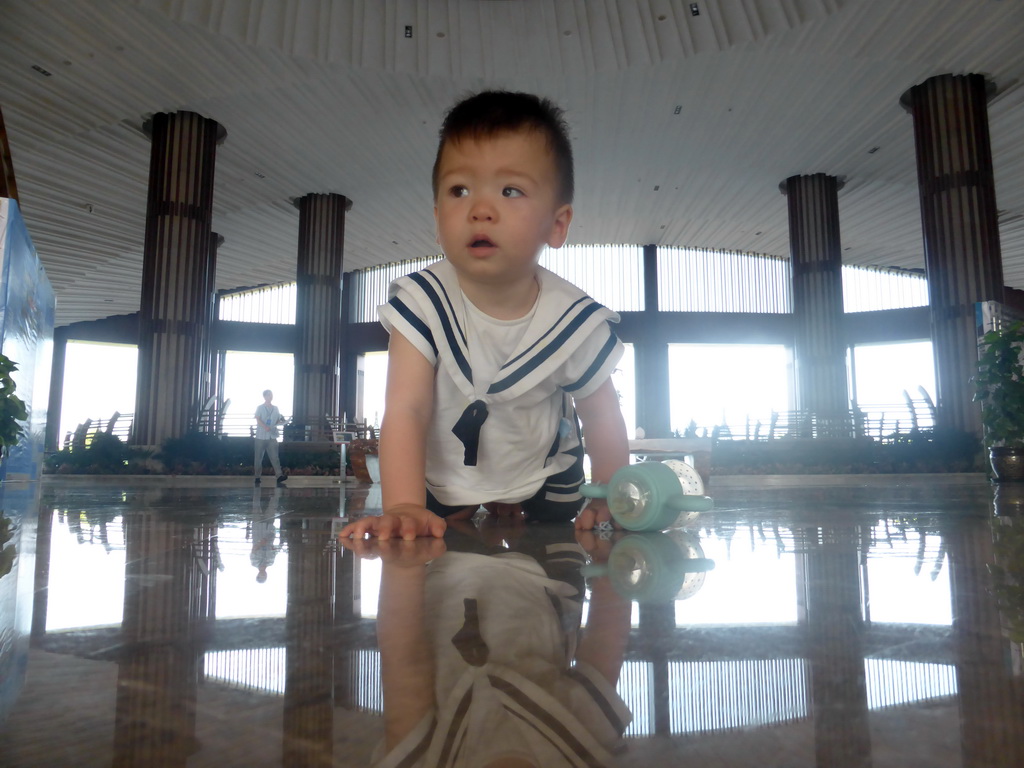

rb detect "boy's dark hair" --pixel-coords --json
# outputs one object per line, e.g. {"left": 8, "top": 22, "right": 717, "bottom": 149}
{"left": 432, "top": 91, "right": 574, "bottom": 205}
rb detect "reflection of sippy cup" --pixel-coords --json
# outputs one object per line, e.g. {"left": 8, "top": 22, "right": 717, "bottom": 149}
{"left": 583, "top": 530, "right": 715, "bottom": 603}
{"left": 581, "top": 460, "right": 713, "bottom": 531}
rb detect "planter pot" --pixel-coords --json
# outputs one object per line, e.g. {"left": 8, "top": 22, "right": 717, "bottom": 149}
{"left": 994, "top": 483, "right": 1024, "bottom": 516}
{"left": 989, "top": 446, "right": 1024, "bottom": 483}
{"left": 348, "top": 439, "right": 380, "bottom": 483}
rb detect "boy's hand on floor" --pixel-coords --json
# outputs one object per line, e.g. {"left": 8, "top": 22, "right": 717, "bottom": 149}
{"left": 574, "top": 499, "right": 620, "bottom": 531}
{"left": 338, "top": 504, "right": 446, "bottom": 540}
{"left": 339, "top": 535, "right": 446, "bottom": 566}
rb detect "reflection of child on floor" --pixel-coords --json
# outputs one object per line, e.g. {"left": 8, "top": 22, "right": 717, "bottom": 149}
{"left": 340, "top": 91, "right": 628, "bottom": 541}
{"left": 342, "top": 523, "right": 632, "bottom": 767}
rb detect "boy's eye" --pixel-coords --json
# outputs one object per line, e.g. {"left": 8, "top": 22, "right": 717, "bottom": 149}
{"left": 449, "top": 185, "right": 469, "bottom": 198}
{"left": 502, "top": 187, "right": 524, "bottom": 198}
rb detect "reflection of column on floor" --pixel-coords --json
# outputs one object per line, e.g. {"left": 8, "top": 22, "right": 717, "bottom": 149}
{"left": 946, "top": 516, "right": 1024, "bottom": 767}
{"left": 797, "top": 526, "right": 871, "bottom": 768}
{"left": 283, "top": 518, "right": 336, "bottom": 765}
{"left": 638, "top": 602, "right": 675, "bottom": 735}
{"left": 333, "top": 530, "right": 362, "bottom": 708}
{"left": 115, "top": 510, "right": 203, "bottom": 765}
{"left": 31, "top": 503, "right": 55, "bottom": 640}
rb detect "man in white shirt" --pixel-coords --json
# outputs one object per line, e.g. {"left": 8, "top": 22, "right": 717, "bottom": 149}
{"left": 254, "top": 389, "right": 286, "bottom": 486}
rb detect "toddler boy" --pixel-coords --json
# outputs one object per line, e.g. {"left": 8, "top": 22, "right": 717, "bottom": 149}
{"left": 341, "top": 91, "right": 628, "bottom": 539}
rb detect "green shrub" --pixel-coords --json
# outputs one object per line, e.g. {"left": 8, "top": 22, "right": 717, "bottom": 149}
{"left": 45, "top": 431, "right": 152, "bottom": 474}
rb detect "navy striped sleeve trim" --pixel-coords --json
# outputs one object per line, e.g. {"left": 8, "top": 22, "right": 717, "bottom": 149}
{"left": 408, "top": 271, "right": 473, "bottom": 385}
{"left": 567, "top": 667, "right": 629, "bottom": 736}
{"left": 487, "top": 302, "right": 604, "bottom": 394}
{"left": 389, "top": 297, "right": 438, "bottom": 358}
{"left": 563, "top": 333, "right": 619, "bottom": 393}
{"left": 393, "top": 722, "right": 434, "bottom": 768}
{"left": 437, "top": 687, "right": 473, "bottom": 766}
{"left": 502, "top": 297, "right": 591, "bottom": 370}
{"left": 488, "top": 675, "right": 602, "bottom": 766}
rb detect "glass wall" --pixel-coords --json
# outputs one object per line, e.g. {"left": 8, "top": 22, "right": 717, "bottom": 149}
{"left": 540, "top": 244, "right": 643, "bottom": 311}
{"left": 850, "top": 340, "right": 936, "bottom": 432}
{"left": 361, "top": 351, "right": 388, "bottom": 430}
{"left": 59, "top": 341, "right": 138, "bottom": 444}
{"left": 842, "top": 265, "right": 928, "bottom": 313}
{"left": 658, "top": 247, "right": 792, "bottom": 313}
{"left": 668, "top": 344, "right": 793, "bottom": 437}
{"left": 220, "top": 351, "right": 294, "bottom": 436}
{"left": 219, "top": 282, "right": 296, "bottom": 324}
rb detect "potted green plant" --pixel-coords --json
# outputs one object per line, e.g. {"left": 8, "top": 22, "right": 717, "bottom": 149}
{"left": 0, "top": 353, "right": 27, "bottom": 580}
{"left": 0, "top": 352, "right": 27, "bottom": 461}
{"left": 974, "top": 321, "right": 1024, "bottom": 481}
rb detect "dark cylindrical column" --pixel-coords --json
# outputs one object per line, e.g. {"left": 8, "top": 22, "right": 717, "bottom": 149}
{"left": 635, "top": 244, "right": 672, "bottom": 438}
{"left": 133, "top": 111, "right": 225, "bottom": 448}
{"left": 293, "top": 193, "right": 351, "bottom": 439}
{"left": 44, "top": 327, "right": 68, "bottom": 451}
{"left": 197, "top": 233, "right": 222, "bottom": 432}
{"left": 901, "top": 74, "right": 1003, "bottom": 438}
{"left": 340, "top": 273, "right": 359, "bottom": 423}
{"left": 782, "top": 174, "right": 849, "bottom": 435}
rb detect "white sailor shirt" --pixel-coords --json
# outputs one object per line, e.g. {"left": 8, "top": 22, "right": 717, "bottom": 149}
{"left": 378, "top": 259, "right": 623, "bottom": 507}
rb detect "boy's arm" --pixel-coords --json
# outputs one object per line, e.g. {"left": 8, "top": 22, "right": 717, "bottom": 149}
{"left": 345, "top": 330, "right": 445, "bottom": 539}
{"left": 338, "top": 538, "right": 445, "bottom": 748}
{"left": 574, "top": 529, "right": 632, "bottom": 685}
{"left": 573, "top": 377, "right": 629, "bottom": 530}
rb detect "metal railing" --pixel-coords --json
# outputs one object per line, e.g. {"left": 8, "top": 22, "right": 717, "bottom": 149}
{"left": 683, "top": 396, "right": 937, "bottom": 444}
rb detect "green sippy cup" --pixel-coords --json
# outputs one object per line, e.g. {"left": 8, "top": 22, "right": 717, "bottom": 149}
{"left": 581, "top": 531, "right": 715, "bottom": 603}
{"left": 581, "top": 459, "right": 713, "bottom": 531}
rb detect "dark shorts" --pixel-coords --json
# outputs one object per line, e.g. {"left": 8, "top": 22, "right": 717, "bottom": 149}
{"left": 425, "top": 449, "right": 586, "bottom": 523}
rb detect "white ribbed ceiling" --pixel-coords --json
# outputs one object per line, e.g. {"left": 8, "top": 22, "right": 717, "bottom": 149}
{"left": 1, "top": 0, "right": 1023, "bottom": 326}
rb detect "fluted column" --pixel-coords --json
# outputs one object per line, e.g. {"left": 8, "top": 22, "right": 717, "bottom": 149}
{"left": 782, "top": 174, "right": 849, "bottom": 435}
{"left": 283, "top": 518, "right": 335, "bottom": 765}
{"left": 293, "top": 193, "right": 352, "bottom": 438}
{"left": 114, "top": 507, "right": 203, "bottom": 767}
{"left": 901, "top": 74, "right": 1003, "bottom": 438}
{"left": 197, "top": 233, "right": 223, "bottom": 431}
{"left": 635, "top": 244, "right": 672, "bottom": 438}
{"left": 134, "top": 111, "right": 225, "bottom": 447}
{"left": 798, "top": 526, "right": 872, "bottom": 768}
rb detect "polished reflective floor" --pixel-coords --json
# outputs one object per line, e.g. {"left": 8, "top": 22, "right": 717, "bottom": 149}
{"left": 1, "top": 474, "right": 1023, "bottom": 767}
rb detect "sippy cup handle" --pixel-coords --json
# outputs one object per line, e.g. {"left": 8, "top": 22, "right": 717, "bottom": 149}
{"left": 667, "top": 492, "right": 715, "bottom": 513}
{"left": 580, "top": 482, "right": 607, "bottom": 499}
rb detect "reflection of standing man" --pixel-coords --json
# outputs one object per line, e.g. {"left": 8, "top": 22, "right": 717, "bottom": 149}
{"left": 250, "top": 487, "right": 281, "bottom": 583}
{"left": 254, "top": 389, "right": 287, "bottom": 486}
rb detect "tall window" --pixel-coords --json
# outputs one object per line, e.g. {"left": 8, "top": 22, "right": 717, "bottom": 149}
{"left": 540, "top": 244, "right": 643, "bottom": 311}
{"left": 59, "top": 341, "right": 138, "bottom": 443}
{"left": 219, "top": 283, "right": 296, "bottom": 324}
{"left": 850, "top": 341, "right": 936, "bottom": 432}
{"left": 658, "top": 247, "right": 792, "bottom": 313}
{"left": 220, "top": 352, "right": 294, "bottom": 436}
{"left": 842, "top": 266, "right": 928, "bottom": 312}
{"left": 668, "top": 344, "right": 792, "bottom": 436}
{"left": 348, "top": 256, "right": 441, "bottom": 323}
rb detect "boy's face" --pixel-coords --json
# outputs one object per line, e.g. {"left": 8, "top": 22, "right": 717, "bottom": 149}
{"left": 433, "top": 129, "right": 572, "bottom": 289}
